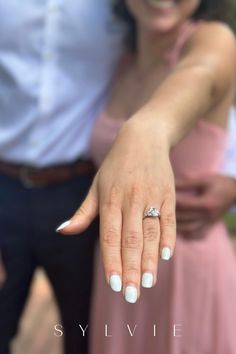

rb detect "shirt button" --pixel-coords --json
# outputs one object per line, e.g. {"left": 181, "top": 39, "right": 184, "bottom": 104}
{"left": 48, "top": 3, "right": 59, "bottom": 13}
{"left": 30, "top": 139, "right": 39, "bottom": 146}
{"left": 42, "top": 96, "right": 50, "bottom": 105}
{"left": 44, "top": 51, "right": 54, "bottom": 61}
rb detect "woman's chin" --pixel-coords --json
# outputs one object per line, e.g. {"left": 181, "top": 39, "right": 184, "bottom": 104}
{"left": 146, "top": 17, "right": 180, "bottom": 33}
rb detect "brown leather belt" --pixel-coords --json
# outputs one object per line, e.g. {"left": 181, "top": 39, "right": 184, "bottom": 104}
{"left": 0, "top": 158, "right": 96, "bottom": 188}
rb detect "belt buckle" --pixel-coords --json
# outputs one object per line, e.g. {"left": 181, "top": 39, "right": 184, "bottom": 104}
{"left": 19, "top": 166, "right": 39, "bottom": 188}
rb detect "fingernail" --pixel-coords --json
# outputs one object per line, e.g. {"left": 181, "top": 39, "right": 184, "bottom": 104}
{"left": 110, "top": 275, "right": 122, "bottom": 292}
{"left": 161, "top": 247, "right": 172, "bottom": 261}
{"left": 125, "top": 286, "right": 138, "bottom": 303}
{"left": 142, "top": 272, "right": 153, "bottom": 288}
{"left": 56, "top": 220, "right": 71, "bottom": 232}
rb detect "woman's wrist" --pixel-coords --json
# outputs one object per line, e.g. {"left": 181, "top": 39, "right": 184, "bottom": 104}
{"left": 120, "top": 114, "right": 173, "bottom": 154}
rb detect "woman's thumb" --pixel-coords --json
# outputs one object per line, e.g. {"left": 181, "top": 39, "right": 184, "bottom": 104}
{"left": 56, "top": 174, "right": 99, "bottom": 235}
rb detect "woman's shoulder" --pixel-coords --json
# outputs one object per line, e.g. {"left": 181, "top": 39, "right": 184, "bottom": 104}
{"left": 179, "top": 19, "right": 236, "bottom": 84}
{"left": 185, "top": 20, "right": 236, "bottom": 51}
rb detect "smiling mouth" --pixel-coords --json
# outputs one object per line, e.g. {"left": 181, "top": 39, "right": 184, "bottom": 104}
{"left": 144, "top": 0, "right": 176, "bottom": 10}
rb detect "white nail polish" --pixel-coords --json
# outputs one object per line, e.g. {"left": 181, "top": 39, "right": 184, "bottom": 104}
{"left": 56, "top": 220, "right": 71, "bottom": 232}
{"left": 110, "top": 275, "right": 122, "bottom": 292}
{"left": 125, "top": 286, "right": 138, "bottom": 303}
{"left": 142, "top": 272, "right": 153, "bottom": 288}
{"left": 161, "top": 247, "right": 171, "bottom": 261}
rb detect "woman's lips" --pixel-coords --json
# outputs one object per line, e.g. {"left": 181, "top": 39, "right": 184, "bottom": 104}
{"left": 144, "top": 0, "right": 176, "bottom": 10}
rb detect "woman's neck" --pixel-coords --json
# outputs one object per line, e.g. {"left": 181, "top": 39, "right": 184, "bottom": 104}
{"left": 135, "top": 22, "right": 185, "bottom": 74}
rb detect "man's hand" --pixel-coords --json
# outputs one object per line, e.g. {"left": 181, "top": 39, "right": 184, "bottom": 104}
{"left": 176, "top": 175, "right": 236, "bottom": 238}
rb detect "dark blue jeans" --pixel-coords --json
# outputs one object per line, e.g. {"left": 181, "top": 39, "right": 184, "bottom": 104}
{"left": 0, "top": 170, "right": 98, "bottom": 354}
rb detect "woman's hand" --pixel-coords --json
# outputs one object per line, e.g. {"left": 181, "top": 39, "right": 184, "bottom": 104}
{"left": 56, "top": 120, "right": 176, "bottom": 303}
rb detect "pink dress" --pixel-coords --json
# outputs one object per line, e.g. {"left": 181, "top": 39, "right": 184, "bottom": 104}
{"left": 89, "top": 21, "right": 236, "bottom": 354}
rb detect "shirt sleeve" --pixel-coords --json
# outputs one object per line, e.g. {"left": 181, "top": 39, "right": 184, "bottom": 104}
{"left": 222, "top": 106, "right": 236, "bottom": 179}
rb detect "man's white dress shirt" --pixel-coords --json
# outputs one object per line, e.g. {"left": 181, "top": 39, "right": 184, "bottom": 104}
{"left": 0, "top": 0, "right": 125, "bottom": 167}
{"left": 223, "top": 107, "right": 236, "bottom": 179}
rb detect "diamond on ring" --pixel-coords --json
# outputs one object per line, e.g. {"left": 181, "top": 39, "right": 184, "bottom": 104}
{"left": 143, "top": 207, "right": 161, "bottom": 219}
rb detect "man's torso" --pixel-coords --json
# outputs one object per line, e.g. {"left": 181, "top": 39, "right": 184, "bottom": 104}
{"left": 0, "top": 0, "right": 125, "bottom": 167}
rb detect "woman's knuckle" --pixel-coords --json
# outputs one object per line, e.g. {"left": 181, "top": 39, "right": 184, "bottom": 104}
{"left": 105, "top": 256, "right": 120, "bottom": 270}
{"left": 122, "top": 230, "right": 141, "bottom": 249}
{"left": 109, "top": 185, "right": 120, "bottom": 202}
{"left": 102, "top": 185, "right": 121, "bottom": 209}
{"left": 164, "top": 183, "right": 175, "bottom": 196}
{"left": 75, "top": 205, "right": 88, "bottom": 218}
{"left": 144, "top": 224, "right": 158, "bottom": 241}
{"left": 127, "top": 184, "right": 142, "bottom": 206}
{"left": 142, "top": 252, "right": 156, "bottom": 265}
{"left": 102, "top": 227, "right": 120, "bottom": 246}
{"left": 162, "top": 211, "right": 176, "bottom": 228}
{"left": 125, "top": 265, "right": 140, "bottom": 275}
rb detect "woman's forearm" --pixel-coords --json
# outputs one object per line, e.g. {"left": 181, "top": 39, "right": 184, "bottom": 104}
{"left": 125, "top": 64, "right": 224, "bottom": 149}
{"left": 125, "top": 24, "right": 236, "bottom": 150}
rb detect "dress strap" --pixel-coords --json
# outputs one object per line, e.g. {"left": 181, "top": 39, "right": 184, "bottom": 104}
{"left": 165, "top": 20, "right": 202, "bottom": 67}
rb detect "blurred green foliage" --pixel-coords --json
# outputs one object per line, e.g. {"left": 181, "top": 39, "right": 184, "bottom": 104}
{"left": 229, "top": 0, "right": 236, "bottom": 32}
{"left": 225, "top": 213, "right": 236, "bottom": 233}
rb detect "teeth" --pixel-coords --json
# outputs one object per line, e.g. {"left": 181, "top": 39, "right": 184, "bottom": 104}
{"left": 146, "top": 0, "right": 175, "bottom": 9}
